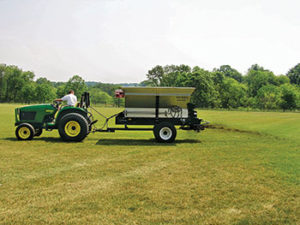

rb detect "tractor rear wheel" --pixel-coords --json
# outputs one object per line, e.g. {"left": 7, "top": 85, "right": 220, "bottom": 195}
{"left": 153, "top": 122, "right": 177, "bottom": 143}
{"left": 16, "top": 123, "right": 35, "bottom": 140}
{"left": 58, "top": 113, "right": 89, "bottom": 142}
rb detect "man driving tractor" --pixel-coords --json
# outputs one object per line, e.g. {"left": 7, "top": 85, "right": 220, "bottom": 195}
{"left": 55, "top": 90, "right": 77, "bottom": 107}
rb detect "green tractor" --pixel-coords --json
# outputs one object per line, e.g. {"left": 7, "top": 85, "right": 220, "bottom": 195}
{"left": 14, "top": 92, "right": 94, "bottom": 142}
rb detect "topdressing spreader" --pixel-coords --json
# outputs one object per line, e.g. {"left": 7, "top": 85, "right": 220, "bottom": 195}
{"left": 14, "top": 87, "right": 208, "bottom": 143}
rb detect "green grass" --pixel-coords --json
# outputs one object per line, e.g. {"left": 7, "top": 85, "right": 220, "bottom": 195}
{"left": 0, "top": 104, "right": 299, "bottom": 224}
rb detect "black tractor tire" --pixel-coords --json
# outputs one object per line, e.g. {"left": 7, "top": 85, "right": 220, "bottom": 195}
{"left": 153, "top": 122, "right": 177, "bottom": 143}
{"left": 16, "top": 123, "right": 35, "bottom": 141}
{"left": 58, "top": 113, "right": 89, "bottom": 142}
{"left": 35, "top": 129, "right": 43, "bottom": 137}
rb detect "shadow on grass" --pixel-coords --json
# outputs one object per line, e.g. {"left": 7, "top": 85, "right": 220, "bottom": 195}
{"left": 96, "top": 138, "right": 201, "bottom": 146}
{"left": 3, "top": 137, "right": 64, "bottom": 143}
{"left": 4, "top": 137, "right": 201, "bottom": 146}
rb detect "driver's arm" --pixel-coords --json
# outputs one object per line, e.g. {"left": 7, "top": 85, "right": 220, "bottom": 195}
{"left": 55, "top": 95, "right": 67, "bottom": 102}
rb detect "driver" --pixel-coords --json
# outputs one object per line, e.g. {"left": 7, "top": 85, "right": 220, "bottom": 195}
{"left": 55, "top": 90, "right": 77, "bottom": 106}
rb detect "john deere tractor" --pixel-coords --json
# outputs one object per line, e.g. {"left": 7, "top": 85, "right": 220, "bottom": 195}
{"left": 15, "top": 92, "right": 94, "bottom": 142}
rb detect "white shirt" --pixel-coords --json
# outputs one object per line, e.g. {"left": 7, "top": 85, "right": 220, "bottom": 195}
{"left": 61, "top": 94, "right": 77, "bottom": 106}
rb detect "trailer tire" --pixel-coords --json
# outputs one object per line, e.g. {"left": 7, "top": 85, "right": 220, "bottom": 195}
{"left": 153, "top": 122, "right": 177, "bottom": 143}
{"left": 16, "top": 123, "right": 35, "bottom": 140}
{"left": 58, "top": 113, "right": 89, "bottom": 142}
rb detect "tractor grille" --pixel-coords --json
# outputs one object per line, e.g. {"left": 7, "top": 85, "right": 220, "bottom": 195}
{"left": 20, "top": 111, "right": 36, "bottom": 120}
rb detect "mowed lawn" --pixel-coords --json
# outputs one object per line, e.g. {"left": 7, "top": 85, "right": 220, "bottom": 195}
{"left": 0, "top": 104, "right": 299, "bottom": 225}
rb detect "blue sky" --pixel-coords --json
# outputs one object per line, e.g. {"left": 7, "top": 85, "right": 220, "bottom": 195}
{"left": 0, "top": 0, "right": 299, "bottom": 82}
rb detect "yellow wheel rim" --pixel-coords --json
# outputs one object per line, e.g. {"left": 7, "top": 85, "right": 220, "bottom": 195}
{"left": 18, "top": 127, "right": 31, "bottom": 139}
{"left": 64, "top": 121, "right": 81, "bottom": 137}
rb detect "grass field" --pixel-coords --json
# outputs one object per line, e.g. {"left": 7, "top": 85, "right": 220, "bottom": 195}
{"left": 0, "top": 104, "right": 299, "bottom": 224}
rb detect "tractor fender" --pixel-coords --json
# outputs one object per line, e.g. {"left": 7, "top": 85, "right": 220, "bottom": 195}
{"left": 55, "top": 107, "right": 89, "bottom": 126}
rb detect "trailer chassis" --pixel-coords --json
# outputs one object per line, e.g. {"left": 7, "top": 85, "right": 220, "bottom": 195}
{"left": 89, "top": 102, "right": 208, "bottom": 143}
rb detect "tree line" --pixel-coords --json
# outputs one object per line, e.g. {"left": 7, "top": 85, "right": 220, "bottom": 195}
{"left": 143, "top": 64, "right": 300, "bottom": 110}
{"left": 0, "top": 63, "right": 299, "bottom": 110}
{"left": 0, "top": 64, "right": 115, "bottom": 105}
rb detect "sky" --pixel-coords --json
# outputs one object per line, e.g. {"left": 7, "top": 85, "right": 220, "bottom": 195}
{"left": 0, "top": 0, "right": 299, "bottom": 83}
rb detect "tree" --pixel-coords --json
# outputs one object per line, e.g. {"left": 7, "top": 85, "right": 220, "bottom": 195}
{"left": 256, "top": 85, "right": 281, "bottom": 109}
{"left": 0, "top": 64, "right": 6, "bottom": 102}
{"left": 244, "top": 67, "right": 277, "bottom": 96}
{"left": 3, "top": 66, "right": 35, "bottom": 102}
{"left": 275, "top": 75, "right": 290, "bottom": 85}
{"left": 34, "top": 77, "right": 57, "bottom": 103}
{"left": 217, "top": 77, "right": 247, "bottom": 108}
{"left": 20, "top": 82, "right": 36, "bottom": 103}
{"left": 56, "top": 84, "right": 66, "bottom": 98}
{"left": 35, "top": 82, "right": 56, "bottom": 103}
{"left": 280, "top": 84, "right": 299, "bottom": 110}
{"left": 212, "top": 71, "right": 225, "bottom": 86}
{"left": 176, "top": 68, "right": 219, "bottom": 108}
{"left": 93, "top": 82, "right": 119, "bottom": 95}
{"left": 17, "top": 71, "right": 35, "bottom": 102}
{"left": 146, "top": 65, "right": 191, "bottom": 87}
{"left": 215, "top": 65, "right": 243, "bottom": 82}
{"left": 160, "top": 65, "right": 191, "bottom": 87}
{"left": 36, "top": 77, "right": 52, "bottom": 85}
{"left": 64, "top": 75, "right": 87, "bottom": 97}
{"left": 248, "top": 64, "right": 267, "bottom": 72}
{"left": 89, "top": 88, "right": 114, "bottom": 105}
{"left": 4, "top": 66, "right": 22, "bottom": 101}
{"left": 286, "top": 63, "right": 300, "bottom": 85}
{"left": 167, "top": 64, "right": 191, "bottom": 74}
{"left": 139, "top": 80, "right": 154, "bottom": 87}
{"left": 146, "top": 65, "right": 164, "bottom": 86}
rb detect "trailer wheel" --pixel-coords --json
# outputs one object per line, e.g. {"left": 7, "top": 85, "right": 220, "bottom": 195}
{"left": 58, "top": 113, "right": 89, "bottom": 142}
{"left": 16, "top": 123, "right": 35, "bottom": 140}
{"left": 153, "top": 122, "right": 177, "bottom": 143}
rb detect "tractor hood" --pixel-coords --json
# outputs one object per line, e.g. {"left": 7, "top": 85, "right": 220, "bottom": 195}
{"left": 18, "top": 104, "right": 56, "bottom": 111}
{"left": 15, "top": 104, "right": 57, "bottom": 125}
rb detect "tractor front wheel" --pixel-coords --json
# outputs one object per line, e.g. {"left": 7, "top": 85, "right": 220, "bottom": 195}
{"left": 153, "top": 122, "right": 177, "bottom": 143}
{"left": 35, "top": 129, "right": 43, "bottom": 137}
{"left": 58, "top": 113, "right": 89, "bottom": 142}
{"left": 16, "top": 123, "right": 35, "bottom": 140}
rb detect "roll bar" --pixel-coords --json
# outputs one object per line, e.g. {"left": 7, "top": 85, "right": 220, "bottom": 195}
{"left": 80, "top": 92, "right": 90, "bottom": 108}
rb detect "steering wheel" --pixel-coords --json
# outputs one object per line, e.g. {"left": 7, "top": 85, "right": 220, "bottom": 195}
{"left": 52, "top": 100, "right": 62, "bottom": 109}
